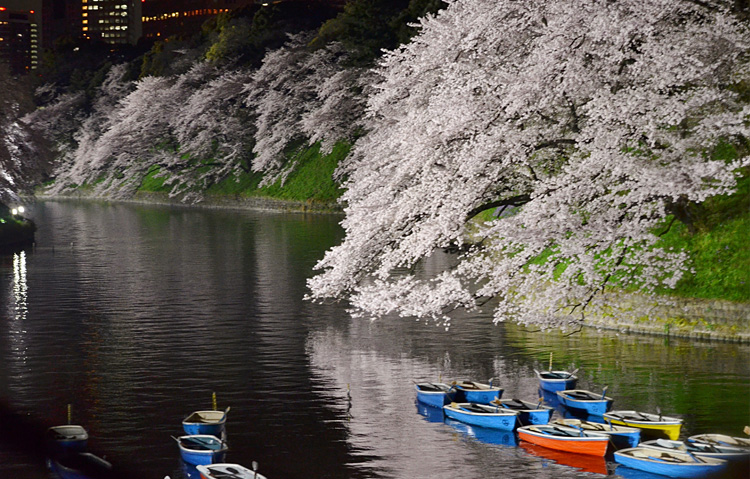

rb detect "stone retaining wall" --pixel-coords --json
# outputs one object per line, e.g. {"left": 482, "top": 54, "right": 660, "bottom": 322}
{"left": 582, "top": 291, "right": 750, "bottom": 343}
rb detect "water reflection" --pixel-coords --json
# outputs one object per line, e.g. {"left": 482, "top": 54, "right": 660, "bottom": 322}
{"left": 444, "top": 418, "right": 518, "bottom": 447}
{"left": 415, "top": 401, "right": 444, "bottom": 423}
{"left": 519, "top": 442, "right": 610, "bottom": 476}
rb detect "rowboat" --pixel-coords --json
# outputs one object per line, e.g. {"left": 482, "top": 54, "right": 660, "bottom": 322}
{"left": 602, "top": 410, "right": 683, "bottom": 440}
{"left": 46, "top": 425, "right": 89, "bottom": 455}
{"left": 490, "top": 398, "right": 554, "bottom": 425}
{"left": 552, "top": 418, "right": 641, "bottom": 449}
{"left": 556, "top": 389, "right": 613, "bottom": 416}
{"left": 535, "top": 369, "right": 578, "bottom": 393}
{"left": 414, "top": 382, "right": 455, "bottom": 408}
{"left": 641, "top": 438, "right": 750, "bottom": 462}
{"left": 517, "top": 424, "right": 610, "bottom": 456}
{"left": 614, "top": 447, "right": 728, "bottom": 478}
{"left": 519, "top": 441, "right": 609, "bottom": 475}
{"left": 453, "top": 380, "right": 503, "bottom": 404}
{"left": 688, "top": 433, "right": 750, "bottom": 450}
{"left": 175, "top": 435, "right": 228, "bottom": 466}
{"left": 183, "top": 407, "right": 230, "bottom": 436}
{"left": 443, "top": 402, "right": 519, "bottom": 431}
{"left": 197, "top": 462, "right": 267, "bottom": 479}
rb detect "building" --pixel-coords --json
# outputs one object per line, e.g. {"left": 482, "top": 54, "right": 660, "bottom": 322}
{"left": 41, "top": 0, "right": 80, "bottom": 50}
{"left": 0, "top": 6, "right": 39, "bottom": 74}
{"left": 81, "top": 0, "right": 141, "bottom": 45}
{"left": 141, "top": 0, "right": 256, "bottom": 41}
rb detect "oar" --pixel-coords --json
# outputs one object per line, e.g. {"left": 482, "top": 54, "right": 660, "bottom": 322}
{"left": 600, "top": 386, "right": 608, "bottom": 399}
{"left": 564, "top": 368, "right": 579, "bottom": 379}
{"left": 656, "top": 406, "right": 662, "bottom": 421}
{"left": 744, "top": 425, "right": 750, "bottom": 436}
{"left": 252, "top": 461, "right": 259, "bottom": 479}
{"left": 221, "top": 406, "right": 231, "bottom": 421}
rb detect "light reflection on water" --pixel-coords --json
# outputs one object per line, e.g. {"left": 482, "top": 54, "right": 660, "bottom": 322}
{"left": 0, "top": 200, "right": 747, "bottom": 479}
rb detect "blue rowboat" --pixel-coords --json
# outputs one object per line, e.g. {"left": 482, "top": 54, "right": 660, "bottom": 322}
{"left": 688, "top": 433, "right": 750, "bottom": 451}
{"left": 183, "top": 407, "right": 230, "bottom": 436}
{"left": 536, "top": 369, "right": 577, "bottom": 393}
{"left": 641, "top": 438, "right": 750, "bottom": 462}
{"left": 491, "top": 398, "right": 554, "bottom": 425}
{"left": 415, "top": 382, "right": 455, "bottom": 408}
{"left": 175, "top": 435, "right": 228, "bottom": 466}
{"left": 45, "top": 425, "right": 89, "bottom": 455}
{"left": 556, "top": 389, "right": 613, "bottom": 416}
{"left": 443, "top": 402, "right": 519, "bottom": 431}
{"left": 553, "top": 418, "right": 640, "bottom": 449}
{"left": 453, "top": 380, "right": 503, "bottom": 404}
{"left": 614, "top": 447, "right": 728, "bottom": 478}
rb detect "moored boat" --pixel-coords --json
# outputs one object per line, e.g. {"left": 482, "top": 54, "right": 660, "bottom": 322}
{"left": 490, "top": 398, "right": 554, "bottom": 425}
{"left": 46, "top": 425, "right": 89, "bottom": 455}
{"left": 517, "top": 424, "right": 610, "bottom": 456}
{"left": 614, "top": 447, "right": 728, "bottom": 478}
{"left": 688, "top": 433, "right": 750, "bottom": 450}
{"left": 197, "top": 462, "right": 267, "bottom": 479}
{"left": 536, "top": 370, "right": 578, "bottom": 393}
{"left": 414, "top": 382, "right": 456, "bottom": 408}
{"left": 182, "top": 407, "right": 230, "bottom": 436}
{"left": 556, "top": 389, "right": 613, "bottom": 416}
{"left": 640, "top": 438, "right": 750, "bottom": 462}
{"left": 443, "top": 402, "right": 519, "bottom": 431}
{"left": 602, "top": 410, "right": 682, "bottom": 440}
{"left": 175, "top": 435, "right": 228, "bottom": 466}
{"left": 453, "top": 380, "right": 503, "bottom": 404}
{"left": 552, "top": 418, "right": 641, "bottom": 449}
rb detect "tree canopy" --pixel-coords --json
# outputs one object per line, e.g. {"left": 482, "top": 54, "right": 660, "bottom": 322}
{"left": 306, "top": 0, "right": 750, "bottom": 329}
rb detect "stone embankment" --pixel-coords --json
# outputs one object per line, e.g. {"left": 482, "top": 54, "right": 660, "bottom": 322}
{"left": 583, "top": 291, "right": 750, "bottom": 343}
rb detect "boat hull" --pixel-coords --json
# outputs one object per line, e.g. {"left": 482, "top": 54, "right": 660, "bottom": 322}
{"left": 443, "top": 404, "right": 519, "bottom": 431}
{"left": 640, "top": 439, "right": 750, "bottom": 462}
{"left": 688, "top": 434, "right": 750, "bottom": 450}
{"left": 537, "top": 371, "right": 577, "bottom": 393}
{"left": 46, "top": 425, "right": 89, "bottom": 455}
{"left": 415, "top": 383, "right": 454, "bottom": 408}
{"left": 178, "top": 436, "right": 228, "bottom": 466}
{"left": 517, "top": 426, "right": 609, "bottom": 456}
{"left": 557, "top": 390, "right": 613, "bottom": 416}
{"left": 183, "top": 410, "right": 228, "bottom": 436}
{"left": 614, "top": 448, "right": 728, "bottom": 478}
{"left": 454, "top": 383, "right": 503, "bottom": 404}
{"left": 494, "top": 399, "right": 554, "bottom": 426}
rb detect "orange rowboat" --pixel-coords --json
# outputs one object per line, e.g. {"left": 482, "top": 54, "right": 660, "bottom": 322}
{"left": 517, "top": 424, "right": 610, "bottom": 456}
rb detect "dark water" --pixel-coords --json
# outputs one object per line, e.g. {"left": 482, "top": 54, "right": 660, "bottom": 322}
{"left": 0, "top": 200, "right": 748, "bottom": 479}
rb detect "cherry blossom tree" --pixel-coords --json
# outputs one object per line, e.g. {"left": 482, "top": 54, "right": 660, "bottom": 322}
{"left": 307, "top": 0, "right": 750, "bottom": 329}
{"left": 247, "top": 34, "right": 371, "bottom": 184}
{"left": 0, "top": 67, "right": 49, "bottom": 204}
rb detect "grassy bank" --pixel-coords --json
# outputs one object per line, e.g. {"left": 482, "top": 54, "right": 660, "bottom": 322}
{"left": 139, "top": 141, "right": 349, "bottom": 206}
